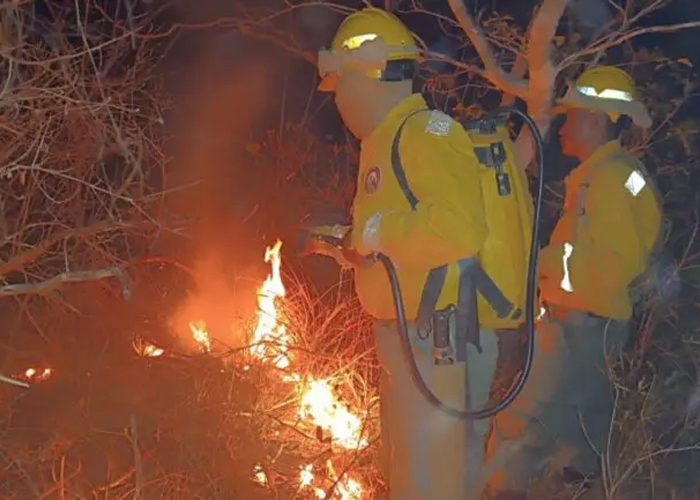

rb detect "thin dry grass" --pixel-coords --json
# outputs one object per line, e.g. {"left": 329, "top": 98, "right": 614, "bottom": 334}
{"left": 0, "top": 259, "right": 380, "bottom": 499}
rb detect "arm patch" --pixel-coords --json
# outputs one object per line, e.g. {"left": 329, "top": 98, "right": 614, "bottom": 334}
{"left": 424, "top": 109, "right": 452, "bottom": 136}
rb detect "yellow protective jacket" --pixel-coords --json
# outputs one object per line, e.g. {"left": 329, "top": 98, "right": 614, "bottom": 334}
{"left": 351, "top": 93, "right": 533, "bottom": 328}
{"left": 539, "top": 140, "right": 662, "bottom": 320}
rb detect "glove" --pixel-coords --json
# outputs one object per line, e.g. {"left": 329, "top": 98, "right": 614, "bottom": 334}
{"left": 295, "top": 205, "right": 352, "bottom": 258}
{"left": 297, "top": 225, "right": 373, "bottom": 269}
{"left": 300, "top": 236, "right": 356, "bottom": 269}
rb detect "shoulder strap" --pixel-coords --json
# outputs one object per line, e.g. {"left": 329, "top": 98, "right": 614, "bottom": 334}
{"left": 390, "top": 108, "right": 431, "bottom": 211}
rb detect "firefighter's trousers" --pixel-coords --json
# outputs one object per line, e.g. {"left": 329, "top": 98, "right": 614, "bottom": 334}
{"left": 484, "top": 310, "right": 629, "bottom": 497}
{"left": 374, "top": 319, "right": 499, "bottom": 500}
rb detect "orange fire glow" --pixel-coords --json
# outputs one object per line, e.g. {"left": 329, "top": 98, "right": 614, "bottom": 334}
{"left": 190, "top": 240, "right": 366, "bottom": 498}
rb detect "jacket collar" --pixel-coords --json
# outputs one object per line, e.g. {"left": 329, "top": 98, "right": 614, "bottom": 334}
{"left": 361, "top": 93, "right": 428, "bottom": 151}
{"left": 568, "top": 140, "right": 622, "bottom": 185}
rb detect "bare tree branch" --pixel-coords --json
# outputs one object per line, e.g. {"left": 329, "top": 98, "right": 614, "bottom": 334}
{"left": 526, "top": 0, "right": 570, "bottom": 118}
{"left": 447, "top": 0, "right": 570, "bottom": 170}
{"left": 500, "top": 53, "right": 528, "bottom": 107}
{"left": 560, "top": 20, "right": 700, "bottom": 69}
{"left": 0, "top": 267, "right": 131, "bottom": 299}
{"left": 447, "top": 0, "right": 528, "bottom": 99}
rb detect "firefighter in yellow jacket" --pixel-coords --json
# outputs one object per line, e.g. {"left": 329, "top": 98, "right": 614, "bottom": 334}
{"left": 485, "top": 66, "right": 662, "bottom": 499}
{"left": 309, "top": 7, "right": 534, "bottom": 500}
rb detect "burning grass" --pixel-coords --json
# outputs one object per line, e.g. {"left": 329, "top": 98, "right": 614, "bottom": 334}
{"left": 0, "top": 242, "right": 380, "bottom": 499}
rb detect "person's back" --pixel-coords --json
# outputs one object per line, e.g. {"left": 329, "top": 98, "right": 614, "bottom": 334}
{"left": 351, "top": 93, "right": 533, "bottom": 330}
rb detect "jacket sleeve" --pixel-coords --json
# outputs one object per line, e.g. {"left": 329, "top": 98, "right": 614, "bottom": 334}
{"left": 363, "top": 113, "right": 488, "bottom": 268}
{"left": 540, "top": 165, "right": 656, "bottom": 300}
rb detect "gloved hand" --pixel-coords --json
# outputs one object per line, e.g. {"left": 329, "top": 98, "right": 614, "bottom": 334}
{"left": 295, "top": 206, "right": 371, "bottom": 269}
{"left": 300, "top": 234, "right": 357, "bottom": 269}
{"left": 295, "top": 205, "right": 350, "bottom": 257}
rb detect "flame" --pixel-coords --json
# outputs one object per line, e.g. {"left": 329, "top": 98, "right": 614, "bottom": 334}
{"left": 24, "top": 367, "right": 52, "bottom": 382}
{"left": 299, "top": 464, "right": 314, "bottom": 488}
{"left": 253, "top": 463, "right": 268, "bottom": 486}
{"left": 189, "top": 319, "right": 211, "bottom": 353}
{"left": 132, "top": 338, "right": 165, "bottom": 357}
{"left": 248, "top": 241, "right": 366, "bottom": 498}
{"left": 323, "top": 460, "right": 362, "bottom": 500}
{"left": 249, "top": 240, "right": 292, "bottom": 369}
{"left": 299, "top": 379, "right": 368, "bottom": 449}
{"left": 302, "top": 461, "right": 362, "bottom": 500}
{"left": 187, "top": 240, "right": 367, "bottom": 498}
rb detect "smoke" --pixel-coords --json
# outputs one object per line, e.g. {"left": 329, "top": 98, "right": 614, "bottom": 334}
{"left": 161, "top": 21, "right": 282, "bottom": 351}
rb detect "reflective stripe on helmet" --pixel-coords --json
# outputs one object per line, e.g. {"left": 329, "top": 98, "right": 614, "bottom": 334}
{"left": 576, "top": 85, "right": 634, "bottom": 102}
{"left": 341, "top": 33, "right": 378, "bottom": 50}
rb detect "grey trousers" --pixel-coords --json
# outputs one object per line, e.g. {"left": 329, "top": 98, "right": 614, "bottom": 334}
{"left": 374, "top": 319, "right": 499, "bottom": 500}
{"left": 485, "top": 311, "right": 630, "bottom": 495}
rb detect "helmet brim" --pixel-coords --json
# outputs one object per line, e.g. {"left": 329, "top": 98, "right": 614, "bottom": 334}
{"left": 561, "top": 88, "right": 652, "bottom": 129}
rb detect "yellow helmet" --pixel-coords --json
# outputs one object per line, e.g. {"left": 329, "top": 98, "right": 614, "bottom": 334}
{"left": 317, "top": 7, "right": 419, "bottom": 92}
{"left": 574, "top": 66, "right": 638, "bottom": 103}
{"left": 563, "top": 65, "right": 652, "bottom": 128}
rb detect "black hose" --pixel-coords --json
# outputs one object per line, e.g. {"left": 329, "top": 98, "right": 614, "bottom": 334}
{"left": 375, "top": 106, "right": 546, "bottom": 420}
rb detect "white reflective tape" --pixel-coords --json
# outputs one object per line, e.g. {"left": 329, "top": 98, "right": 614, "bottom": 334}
{"left": 342, "top": 34, "right": 378, "bottom": 50}
{"left": 425, "top": 109, "right": 452, "bottom": 136}
{"left": 536, "top": 306, "right": 546, "bottom": 321}
{"left": 624, "top": 170, "right": 646, "bottom": 197}
{"left": 362, "top": 212, "right": 383, "bottom": 252}
{"left": 576, "top": 85, "right": 634, "bottom": 102}
{"left": 560, "top": 242, "right": 574, "bottom": 293}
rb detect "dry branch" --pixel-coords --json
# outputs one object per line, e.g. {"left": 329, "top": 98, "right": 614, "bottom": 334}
{"left": 446, "top": 0, "right": 528, "bottom": 99}
{"left": 445, "top": 0, "right": 569, "bottom": 169}
{"left": 0, "top": 373, "right": 29, "bottom": 388}
{"left": 0, "top": 267, "right": 130, "bottom": 299}
{"left": 0, "top": 1, "right": 175, "bottom": 301}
